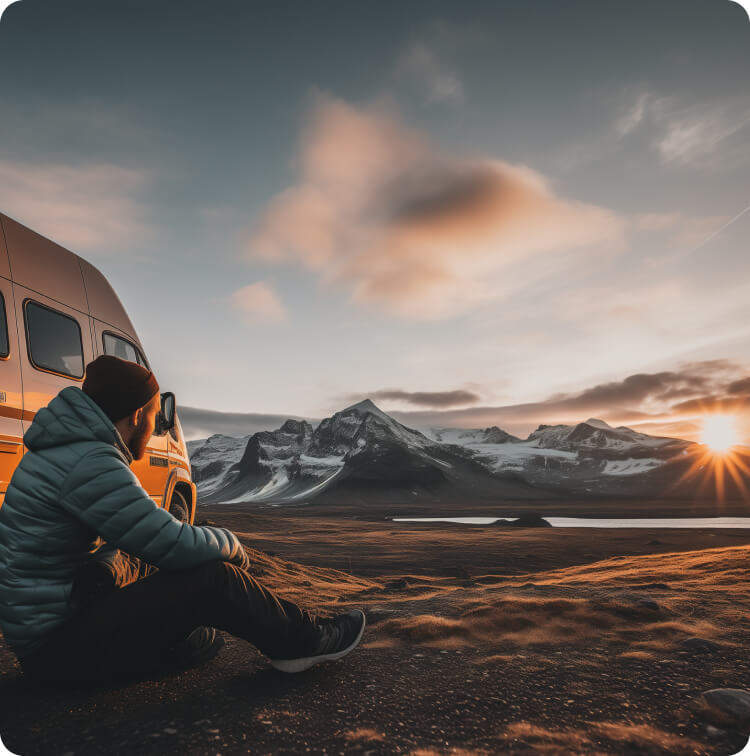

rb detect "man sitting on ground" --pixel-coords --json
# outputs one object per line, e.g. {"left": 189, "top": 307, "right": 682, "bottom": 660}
{"left": 0, "top": 355, "right": 365, "bottom": 683}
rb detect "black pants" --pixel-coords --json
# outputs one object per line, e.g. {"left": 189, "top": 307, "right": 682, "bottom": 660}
{"left": 19, "top": 560, "right": 322, "bottom": 684}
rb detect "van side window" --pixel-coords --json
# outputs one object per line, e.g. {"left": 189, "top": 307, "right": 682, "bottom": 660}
{"left": 25, "top": 301, "right": 84, "bottom": 378}
{"left": 0, "top": 292, "right": 9, "bottom": 358}
{"left": 102, "top": 332, "right": 148, "bottom": 369}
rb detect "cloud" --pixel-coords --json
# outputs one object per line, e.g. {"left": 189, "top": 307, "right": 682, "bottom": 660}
{"left": 656, "top": 104, "right": 750, "bottom": 165}
{"left": 633, "top": 212, "right": 682, "bottom": 232}
{"left": 728, "top": 377, "right": 750, "bottom": 394}
{"left": 670, "top": 395, "right": 750, "bottom": 414}
{"left": 565, "top": 371, "right": 712, "bottom": 407}
{"left": 390, "top": 20, "right": 484, "bottom": 105}
{"left": 0, "top": 159, "right": 152, "bottom": 252}
{"left": 616, "top": 90, "right": 750, "bottom": 165}
{"left": 228, "top": 282, "right": 287, "bottom": 324}
{"left": 183, "top": 360, "right": 750, "bottom": 444}
{"left": 394, "top": 41, "right": 464, "bottom": 104}
{"left": 348, "top": 388, "right": 481, "bottom": 408}
{"left": 246, "top": 95, "right": 624, "bottom": 319}
{"left": 616, "top": 92, "right": 649, "bottom": 137}
{"left": 377, "top": 360, "right": 750, "bottom": 442}
{"left": 179, "top": 406, "right": 316, "bottom": 441}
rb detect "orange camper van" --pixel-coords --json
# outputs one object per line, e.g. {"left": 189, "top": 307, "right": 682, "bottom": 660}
{"left": 0, "top": 212, "right": 196, "bottom": 522}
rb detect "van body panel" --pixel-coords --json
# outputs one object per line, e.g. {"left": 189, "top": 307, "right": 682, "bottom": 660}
{"left": 2, "top": 215, "right": 88, "bottom": 313}
{"left": 79, "top": 258, "right": 138, "bottom": 341}
{"left": 0, "top": 217, "right": 11, "bottom": 279}
{"left": 0, "top": 278, "right": 25, "bottom": 502}
{"left": 130, "top": 434, "right": 168, "bottom": 508}
{"left": 13, "top": 283, "right": 92, "bottom": 430}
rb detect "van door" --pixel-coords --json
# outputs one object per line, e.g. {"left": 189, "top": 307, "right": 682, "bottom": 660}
{"left": 13, "top": 285, "right": 93, "bottom": 434}
{"left": 92, "top": 320, "right": 169, "bottom": 510}
{"left": 0, "top": 277, "right": 24, "bottom": 503}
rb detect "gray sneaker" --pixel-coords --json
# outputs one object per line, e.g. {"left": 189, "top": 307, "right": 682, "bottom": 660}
{"left": 270, "top": 610, "right": 366, "bottom": 673}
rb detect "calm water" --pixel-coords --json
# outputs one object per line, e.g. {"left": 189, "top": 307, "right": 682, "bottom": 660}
{"left": 391, "top": 517, "right": 750, "bottom": 528}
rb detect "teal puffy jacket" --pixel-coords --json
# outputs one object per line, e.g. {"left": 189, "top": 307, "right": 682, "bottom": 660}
{"left": 0, "top": 385, "right": 249, "bottom": 660}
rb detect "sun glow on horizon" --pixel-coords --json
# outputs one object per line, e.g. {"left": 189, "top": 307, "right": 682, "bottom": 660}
{"left": 701, "top": 415, "right": 740, "bottom": 454}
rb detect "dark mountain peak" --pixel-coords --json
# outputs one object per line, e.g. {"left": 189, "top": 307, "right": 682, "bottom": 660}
{"left": 482, "top": 426, "right": 521, "bottom": 443}
{"left": 306, "top": 396, "right": 432, "bottom": 459}
{"left": 342, "top": 398, "right": 386, "bottom": 416}
{"left": 278, "top": 418, "right": 314, "bottom": 436}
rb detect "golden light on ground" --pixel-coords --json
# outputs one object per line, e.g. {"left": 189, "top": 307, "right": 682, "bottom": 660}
{"left": 701, "top": 415, "right": 739, "bottom": 453}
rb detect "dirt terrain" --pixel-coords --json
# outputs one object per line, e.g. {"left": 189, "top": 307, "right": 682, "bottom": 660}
{"left": 3, "top": 501, "right": 750, "bottom": 755}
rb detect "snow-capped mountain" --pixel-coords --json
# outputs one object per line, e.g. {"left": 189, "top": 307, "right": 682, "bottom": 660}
{"left": 190, "top": 399, "right": 538, "bottom": 505}
{"left": 526, "top": 418, "right": 679, "bottom": 453}
{"left": 188, "top": 400, "right": 741, "bottom": 505}
{"left": 427, "top": 416, "right": 694, "bottom": 496}
{"left": 187, "top": 433, "right": 252, "bottom": 496}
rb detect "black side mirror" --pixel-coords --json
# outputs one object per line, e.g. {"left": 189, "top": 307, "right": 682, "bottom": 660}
{"left": 160, "top": 392, "right": 176, "bottom": 433}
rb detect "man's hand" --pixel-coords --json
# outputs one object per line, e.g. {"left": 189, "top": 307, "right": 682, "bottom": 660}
{"left": 233, "top": 544, "right": 252, "bottom": 573}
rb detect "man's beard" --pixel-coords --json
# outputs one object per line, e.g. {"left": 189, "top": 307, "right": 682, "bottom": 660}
{"left": 128, "top": 421, "right": 151, "bottom": 460}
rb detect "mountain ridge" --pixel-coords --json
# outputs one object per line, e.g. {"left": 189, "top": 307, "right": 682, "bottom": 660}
{"left": 188, "top": 397, "right": 745, "bottom": 505}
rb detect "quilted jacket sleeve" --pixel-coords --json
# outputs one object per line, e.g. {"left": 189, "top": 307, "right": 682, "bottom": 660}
{"left": 59, "top": 445, "right": 250, "bottom": 571}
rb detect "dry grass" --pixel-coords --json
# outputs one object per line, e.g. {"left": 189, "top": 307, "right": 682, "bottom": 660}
{"left": 244, "top": 540, "right": 750, "bottom": 658}
{"left": 344, "top": 727, "right": 385, "bottom": 742}
{"left": 495, "top": 719, "right": 703, "bottom": 754}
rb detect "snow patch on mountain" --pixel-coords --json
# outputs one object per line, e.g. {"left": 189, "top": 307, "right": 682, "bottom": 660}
{"left": 468, "top": 442, "right": 578, "bottom": 473}
{"left": 427, "top": 426, "right": 519, "bottom": 445}
{"left": 602, "top": 458, "right": 663, "bottom": 476}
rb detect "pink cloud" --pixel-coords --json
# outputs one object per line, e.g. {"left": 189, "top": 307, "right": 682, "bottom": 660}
{"left": 246, "top": 95, "right": 625, "bottom": 319}
{"left": 228, "top": 281, "right": 287, "bottom": 325}
{"left": 0, "top": 159, "right": 152, "bottom": 252}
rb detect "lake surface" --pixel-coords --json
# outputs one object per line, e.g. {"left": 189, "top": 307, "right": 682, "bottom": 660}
{"left": 392, "top": 517, "right": 750, "bottom": 528}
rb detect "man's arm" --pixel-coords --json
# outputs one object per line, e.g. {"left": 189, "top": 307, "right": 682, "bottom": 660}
{"left": 59, "top": 446, "right": 250, "bottom": 571}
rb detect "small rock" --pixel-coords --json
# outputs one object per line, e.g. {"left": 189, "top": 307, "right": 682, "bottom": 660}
{"left": 385, "top": 578, "right": 410, "bottom": 590}
{"left": 164, "top": 728, "right": 178, "bottom": 735}
{"left": 495, "top": 512, "right": 552, "bottom": 528}
{"left": 680, "top": 637, "right": 722, "bottom": 654}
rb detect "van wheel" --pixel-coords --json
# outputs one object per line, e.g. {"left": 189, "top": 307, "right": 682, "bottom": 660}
{"left": 168, "top": 490, "right": 190, "bottom": 523}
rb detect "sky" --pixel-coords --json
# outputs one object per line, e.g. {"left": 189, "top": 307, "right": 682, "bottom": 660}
{"left": 1, "top": 0, "right": 749, "bottom": 443}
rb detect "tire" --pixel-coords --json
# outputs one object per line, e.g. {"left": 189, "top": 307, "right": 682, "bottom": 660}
{"left": 168, "top": 489, "right": 190, "bottom": 523}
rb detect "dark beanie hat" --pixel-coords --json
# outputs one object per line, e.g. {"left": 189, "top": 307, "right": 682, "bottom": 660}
{"left": 82, "top": 355, "right": 160, "bottom": 423}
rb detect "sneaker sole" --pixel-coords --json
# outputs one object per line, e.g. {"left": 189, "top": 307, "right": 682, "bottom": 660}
{"left": 269, "top": 610, "right": 366, "bottom": 673}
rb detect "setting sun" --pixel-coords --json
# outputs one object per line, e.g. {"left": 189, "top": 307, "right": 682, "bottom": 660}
{"left": 701, "top": 415, "right": 739, "bottom": 453}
